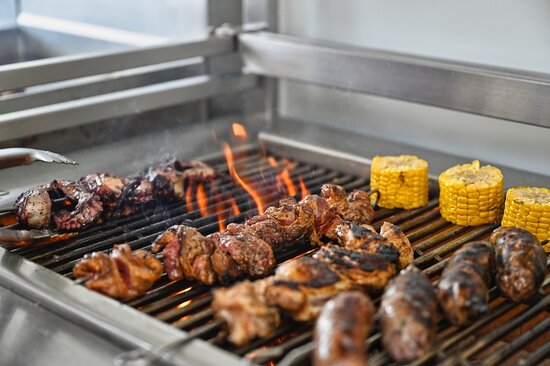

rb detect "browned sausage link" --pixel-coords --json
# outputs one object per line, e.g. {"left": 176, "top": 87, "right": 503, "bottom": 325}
{"left": 489, "top": 227, "right": 547, "bottom": 302}
{"left": 379, "top": 266, "right": 437, "bottom": 362}
{"left": 437, "top": 241, "right": 495, "bottom": 326}
{"left": 314, "top": 291, "right": 375, "bottom": 366}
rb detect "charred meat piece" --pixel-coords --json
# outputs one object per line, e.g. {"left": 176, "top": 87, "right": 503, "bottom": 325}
{"left": 314, "top": 243, "right": 399, "bottom": 291}
{"left": 299, "top": 194, "right": 343, "bottom": 244}
{"left": 335, "top": 221, "right": 382, "bottom": 250}
{"left": 263, "top": 198, "right": 315, "bottom": 243}
{"left": 345, "top": 189, "right": 375, "bottom": 224}
{"left": 209, "top": 232, "right": 243, "bottom": 285}
{"left": 320, "top": 184, "right": 348, "bottom": 214}
{"left": 177, "top": 160, "right": 216, "bottom": 182}
{"left": 313, "top": 291, "right": 375, "bottom": 366}
{"left": 124, "top": 179, "right": 154, "bottom": 204}
{"left": 489, "top": 227, "right": 546, "bottom": 302}
{"left": 379, "top": 266, "right": 437, "bottom": 362}
{"left": 380, "top": 221, "right": 414, "bottom": 268}
{"left": 15, "top": 185, "right": 52, "bottom": 229}
{"left": 437, "top": 241, "right": 495, "bottom": 326}
{"left": 81, "top": 173, "right": 129, "bottom": 208}
{"left": 265, "top": 257, "right": 357, "bottom": 322}
{"left": 151, "top": 225, "right": 217, "bottom": 285}
{"left": 50, "top": 180, "right": 103, "bottom": 231}
{"left": 220, "top": 224, "right": 276, "bottom": 278}
{"left": 74, "top": 244, "right": 163, "bottom": 301}
{"left": 212, "top": 279, "right": 280, "bottom": 346}
{"left": 245, "top": 214, "right": 286, "bottom": 252}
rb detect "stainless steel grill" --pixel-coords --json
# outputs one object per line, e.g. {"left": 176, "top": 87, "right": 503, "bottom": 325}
{"left": 2, "top": 139, "right": 549, "bottom": 366}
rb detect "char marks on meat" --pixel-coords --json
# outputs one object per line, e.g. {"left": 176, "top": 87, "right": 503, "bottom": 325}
{"left": 380, "top": 221, "right": 414, "bottom": 268}
{"left": 263, "top": 197, "right": 315, "bottom": 243}
{"left": 15, "top": 185, "right": 52, "bottom": 229}
{"left": 50, "top": 180, "right": 103, "bottom": 231}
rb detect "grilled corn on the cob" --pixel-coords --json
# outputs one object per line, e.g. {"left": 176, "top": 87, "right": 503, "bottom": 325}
{"left": 501, "top": 186, "right": 550, "bottom": 242}
{"left": 370, "top": 155, "right": 429, "bottom": 209}
{"left": 439, "top": 160, "right": 504, "bottom": 226}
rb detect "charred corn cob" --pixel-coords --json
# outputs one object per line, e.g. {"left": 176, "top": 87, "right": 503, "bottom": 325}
{"left": 370, "top": 155, "right": 429, "bottom": 209}
{"left": 501, "top": 187, "right": 550, "bottom": 242}
{"left": 439, "top": 160, "right": 504, "bottom": 226}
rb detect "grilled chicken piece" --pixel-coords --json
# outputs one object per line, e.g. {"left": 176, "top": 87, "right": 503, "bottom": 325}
{"left": 265, "top": 257, "right": 357, "bottom": 322}
{"left": 320, "top": 184, "right": 375, "bottom": 224}
{"left": 222, "top": 224, "right": 276, "bottom": 278}
{"left": 335, "top": 221, "right": 381, "bottom": 250}
{"left": 489, "top": 227, "right": 546, "bottom": 302}
{"left": 437, "top": 241, "right": 495, "bottom": 326}
{"left": 74, "top": 244, "right": 163, "bottom": 301}
{"left": 314, "top": 243, "right": 399, "bottom": 291}
{"left": 320, "top": 184, "right": 348, "bottom": 214}
{"left": 314, "top": 291, "right": 375, "bottom": 366}
{"left": 245, "top": 214, "right": 286, "bottom": 252}
{"left": 50, "top": 180, "right": 103, "bottom": 231}
{"left": 15, "top": 185, "right": 52, "bottom": 229}
{"left": 212, "top": 279, "right": 280, "bottom": 346}
{"left": 380, "top": 266, "right": 437, "bottom": 362}
{"left": 380, "top": 221, "right": 414, "bottom": 268}
{"left": 151, "top": 225, "right": 217, "bottom": 285}
{"left": 299, "top": 194, "right": 343, "bottom": 243}
{"left": 263, "top": 198, "right": 315, "bottom": 243}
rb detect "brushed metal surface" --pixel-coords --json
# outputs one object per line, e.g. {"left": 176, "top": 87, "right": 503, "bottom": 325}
{"left": 240, "top": 32, "right": 550, "bottom": 129}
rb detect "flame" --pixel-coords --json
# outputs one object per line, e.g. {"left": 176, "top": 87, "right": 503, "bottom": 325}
{"left": 216, "top": 202, "right": 227, "bottom": 232}
{"left": 185, "top": 184, "right": 194, "bottom": 212}
{"left": 196, "top": 184, "right": 209, "bottom": 217}
{"left": 224, "top": 143, "right": 265, "bottom": 214}
{"left": 280, "top": 166, "right": 297, "bottom": 196}
{"left": 232, "top": 122, "right": 247, "bottom": 138}
{"left": 231, "top": 198, "right": 241, "bottom": 215}
{"left": 299, "top": 176, "right": 310, "bottom": 200}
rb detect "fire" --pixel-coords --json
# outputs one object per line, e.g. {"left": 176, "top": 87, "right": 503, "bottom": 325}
{"left": 196, "top": 184, "right": 209, "bottom": 217}
{"left": 185, "top": 184, "right": 194, "bottom": 212}
{"left": 232, "top": 122, "right": 247, "bottom": 138}
{"left": 279, "top": 161, "right": 297, "bottom": 196}
{"left": 216, "top": 202, "right": 227, "bottom": 232}
{"left": 231, "top": 198, "right": 241, "bottom": 215}
{"left": 224, "top": 142, "right": 265, "bottom": 214}
{"left": 299, "top": 176, "right": 310, "bottom": 200}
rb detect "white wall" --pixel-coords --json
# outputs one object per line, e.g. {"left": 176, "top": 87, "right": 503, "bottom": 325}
{"left": 0, "top": 0, "right": 16, "bottom": 30}
{"left": 278, "top": 0, "right": 550, "bottom": 176}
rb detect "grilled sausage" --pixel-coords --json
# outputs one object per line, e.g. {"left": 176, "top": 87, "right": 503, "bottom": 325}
{"left": 489, "top": 227, "right": 546, "bottom": 302}
{"left": 436, "top": 241, "right": 495, "bottom": 326}
{"left": 379, "top": 266, "right": 437, "bottom": 362}
{"left": 314, "top": 291, "right": 375, "bottom": 366}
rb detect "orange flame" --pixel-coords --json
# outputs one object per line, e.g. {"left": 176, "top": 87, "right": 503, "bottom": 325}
{"left": 231, "top": 198, "right": 241, "bottom": 215}
{"left": 216, "top": 202, "right": 227, "bottom": 232}
{"left": 185, "top": 184, "right": 194, "bottom": 212}
{"left": 299, "top": 177, "right": 310, "bottom": 200}
{"left": 232, "top": 122, "right": 247, "bottom": 138}
{"left": 280, "top": 166, "right": 297, "bottom": 196}
{"left": 196, "top": 184, "right": 209, "bottom": 217}
{"left": 224, "top": 143, "right": 265, "bottom": 214}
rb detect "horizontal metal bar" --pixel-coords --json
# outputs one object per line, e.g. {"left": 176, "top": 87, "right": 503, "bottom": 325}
{"left": 0, "top": 36, "right": 234, "bottom": 90}
{"left": 240, "top": 32, "right": 550, "bottom": 129}
{"left": 0, "top": 74, "right": 258, "bottom": 143}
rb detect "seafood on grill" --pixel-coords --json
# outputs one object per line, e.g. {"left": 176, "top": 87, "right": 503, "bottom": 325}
{"left": 489, "top": 227, "right": 547, "bottom": 302}
{"left": 379, "top": 265, "right": 437, "bottom": 362}
{"left": 73, "top": 244, "right": 163, "bottom": 301}
{"left": 313, "top": 291, "right": 375, "bottom": 366}
{"left": 436, "top": 241, "right": 495, "bottom": 326}
{"left": 14, "top": 159, "right": 215, "bottom": 231}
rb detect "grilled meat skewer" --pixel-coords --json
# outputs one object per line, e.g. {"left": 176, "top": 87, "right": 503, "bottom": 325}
{"left": 436, "top": 241, "right": 495, "bottom": 326}
{"left": 74, "top": 244, "right": 163, "bottom": 301}
{"left": 313, "top": 291, "right": 375, "bottom": 366}
{"left": 489, "top": 227, "right": 546, "bottom": 302}
{"left": 379, "top": 266, "right": 437, "bottom": 362}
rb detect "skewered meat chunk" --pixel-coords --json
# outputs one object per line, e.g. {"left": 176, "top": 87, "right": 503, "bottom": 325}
{"left": 320, "top": 184, "right": 348, "bottom": 215}
{"left": 380, "top": 221, "right": 414, "bottom": 268}
{"left": 345, "top": 189, "right": 375, "bottom": 224}
{"left": 263, "top": 198, "right": 315, "bottom": 243}
{"left": 335, "top": 221, "right": 381, "bottom": 250}
{"left": 212, "top": 279, "right": 280, "bottom": 346}
{"left": 74, "top": 244, "right": 163, "bottom": 301}
{"left": 151, "top": 225, "right": 217, "bottom": 285}
{"left": 81, "top": 173, "right": 129, "bottom": 207}
{"left": 245, "top": 214, "right": 286, "bottom": 252}
{"left": 379, "top": 266, "right": 437, "bottom": 362}
{"left": 15, "top": 185, "right": 52, "bottom": 229}
{"left": 489, "top": 227, "right": 546, "bottom": 302}
{"left": 209, "top": 234, "right": 243, "bottom": 284}
{"left": 314, "top": 243, "right": 399, "bottom": 291}
{"left": 299, "top": 194, "right": 343, "bottom": 243}
{"left": 437, "top": 241, "right": 495, "bottom": 326}
{"left": 265, "top": 257, "right": 358, "bottom": 322}
{"left": 50, "top": 180, "right": 103, "bottom": 231}
{"left": 313, "top": 291, "right": 375, "bottom": 366}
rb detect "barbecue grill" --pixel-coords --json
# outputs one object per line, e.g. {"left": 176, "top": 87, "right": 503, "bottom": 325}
{"left": 1, "top": 2, "right": 549, "bottom": 366}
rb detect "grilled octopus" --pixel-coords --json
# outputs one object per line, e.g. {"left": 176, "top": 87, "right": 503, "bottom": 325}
{"left": 437, "top": 241, "right": 495, "bottom": 326}
{"left": 50, "top": 180, "right": 104, "bottom": 231}
{"left": 379, "top": 265, "right": 437, "bottom": 362}
{"left": 313, "top": 291, "right": 375, "bottom": 366}
{"left": 15, "top": 185, "right": 52, "bottom": 229}
{"left": 489, "top": 227, "right": 547, "bottom": 302}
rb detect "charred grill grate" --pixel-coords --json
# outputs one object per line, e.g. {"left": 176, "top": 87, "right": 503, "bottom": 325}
{"left": 6, "top": 145, "right": 550, "bottom": 366}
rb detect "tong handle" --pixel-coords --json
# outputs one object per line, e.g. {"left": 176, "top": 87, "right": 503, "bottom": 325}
{"left": 0, "top": 148, "right": 77, "bottom": 169}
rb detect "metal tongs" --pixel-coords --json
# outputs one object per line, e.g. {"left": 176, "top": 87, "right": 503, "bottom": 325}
{"left": 0, "top": 148, "right": 78, "bottom": 247}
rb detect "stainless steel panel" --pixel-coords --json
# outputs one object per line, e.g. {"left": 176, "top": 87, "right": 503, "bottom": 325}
{"left": 0, "top": 36, "right": 234, "bottom": 90}
{"left": 240, "top": 32, "right": 550, "bottom": 129}
{"left": 0, "top": 74, "right": 258, "bottom": 143}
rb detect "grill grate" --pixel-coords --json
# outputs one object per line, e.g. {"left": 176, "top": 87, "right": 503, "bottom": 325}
{"left": 6, "top": 145, "right": 550, "bottom": 366}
